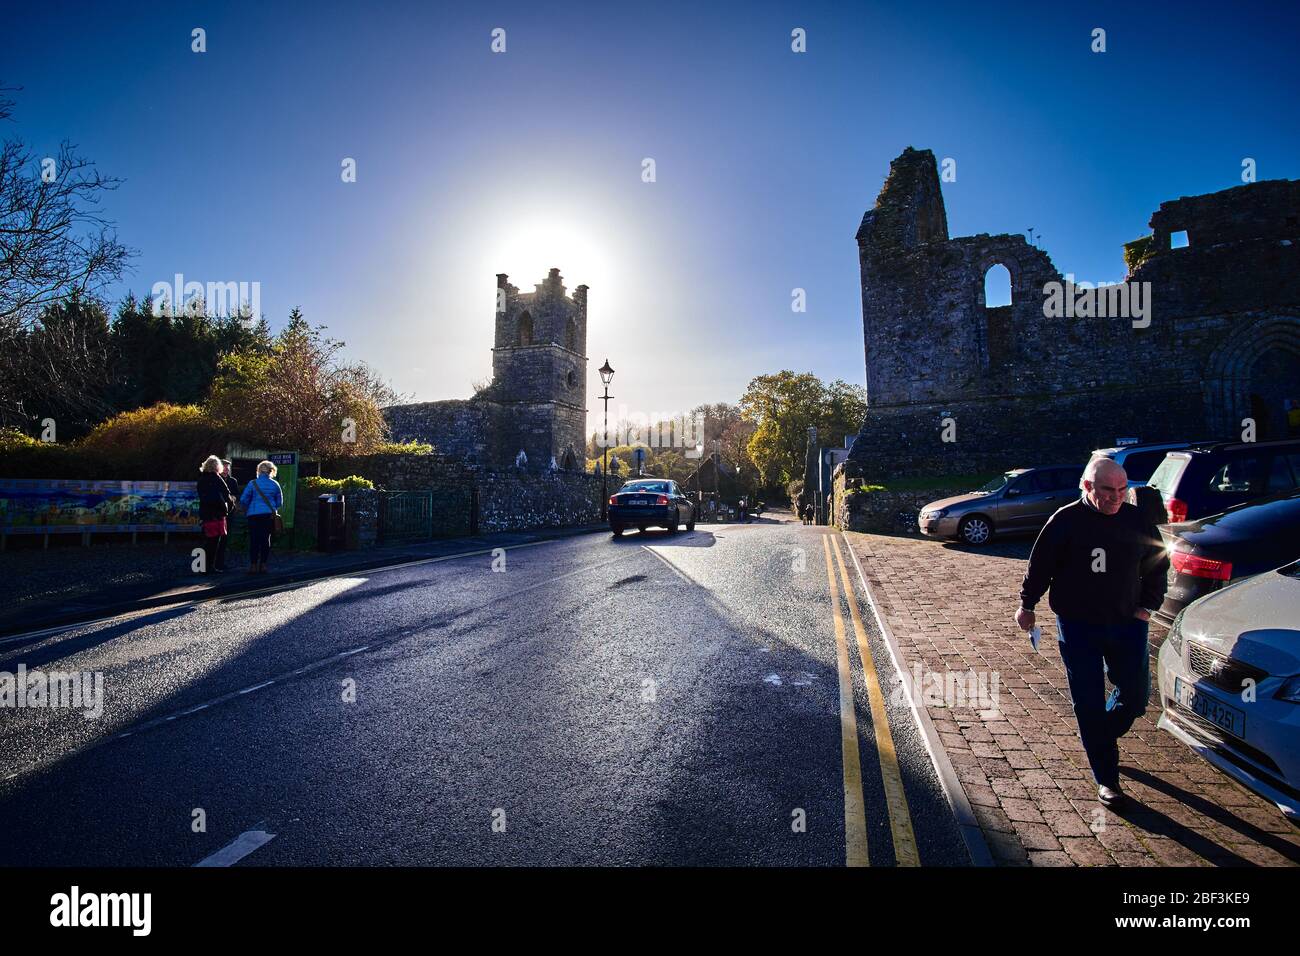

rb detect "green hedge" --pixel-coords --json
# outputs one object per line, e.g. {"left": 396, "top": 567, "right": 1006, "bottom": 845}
{"left": 299, "top": 475, "right": 374, "bottom": 495}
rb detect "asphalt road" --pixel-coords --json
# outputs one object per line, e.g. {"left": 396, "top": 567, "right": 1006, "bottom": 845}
{"left": 0, "top": 512, "right": 970, "bottom": 866}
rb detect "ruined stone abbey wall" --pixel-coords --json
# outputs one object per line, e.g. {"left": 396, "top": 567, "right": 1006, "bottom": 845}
{"left": 848, "top": 147, "right": 1300, "bottom": 478}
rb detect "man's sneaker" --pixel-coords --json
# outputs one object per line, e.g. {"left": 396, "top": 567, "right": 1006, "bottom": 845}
{"left": 1098, "top": 784, "right": 1125, "bottom": 806}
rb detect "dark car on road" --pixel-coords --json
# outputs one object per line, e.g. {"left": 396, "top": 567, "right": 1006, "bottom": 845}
{"left": 609, "top": 478, "right": 696, "bottom": 536}
{"left": 1146, "top": 439, "right": 1300, "bottom": 523}
{"left": 1154, "top": 488, "right": 1300, "bottom": 626}
{"left": 918, "top": 464, "right": 1085, "bottom": 546}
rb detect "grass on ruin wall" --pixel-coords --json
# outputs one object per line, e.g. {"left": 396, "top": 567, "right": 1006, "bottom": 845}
{"left": 844, "top": 473, "right": 997, "bottom": 494}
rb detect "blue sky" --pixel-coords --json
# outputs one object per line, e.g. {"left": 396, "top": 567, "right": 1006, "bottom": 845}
{"left": 3, "top": 1, "right": 1297, "bottom": 432}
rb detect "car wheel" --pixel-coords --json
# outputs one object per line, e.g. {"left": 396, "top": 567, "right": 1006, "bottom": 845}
{"left": 666, "top": 513, "right": 679, "bottom": 533}
{"left": 611, "top": 525, "right": 624, "bottom": 537}
{"left": 958, "top": 515, "right": 992, "bottom": 546}
{"left": 686, "top": 514, "right": 696, "bottom": 531}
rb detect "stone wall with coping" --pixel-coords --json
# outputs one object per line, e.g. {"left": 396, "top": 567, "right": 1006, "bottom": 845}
{"left": 833, "top": 461, "right": 976, "bottom": 536}
{"left": 478, "top": 472, "right": 603, "bottom": 533}
{"left": 322, "top": 452, "right": 601, "bottom": 544}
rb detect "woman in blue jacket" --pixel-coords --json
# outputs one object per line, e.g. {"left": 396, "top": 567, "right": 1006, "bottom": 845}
{"left": 239, "top": 460, "right": 284, "bottom": 574}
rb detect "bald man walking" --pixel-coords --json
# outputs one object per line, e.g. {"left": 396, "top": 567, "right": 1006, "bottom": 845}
{"left": 1015, "top": 458, "right": 1169, "bottom": 805}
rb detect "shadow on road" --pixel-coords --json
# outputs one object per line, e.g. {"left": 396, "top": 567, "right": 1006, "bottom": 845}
{"left": 606, "top": 529, "right": 719, "bottom": 548}
{"left": 1119, "top": 767, "right": 1300, "bottom": 864}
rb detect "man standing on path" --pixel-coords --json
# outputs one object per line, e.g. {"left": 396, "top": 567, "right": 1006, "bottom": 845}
{"left": 1014, "top": 457, "right": 1169, "bottom": 806}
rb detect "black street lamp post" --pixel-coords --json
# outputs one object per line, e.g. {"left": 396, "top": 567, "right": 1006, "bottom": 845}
{"left": 712, "top": 439, "right": 721, "bottom": 519}
{"left": 599, "top": 359, "right": 615, "bottom": 519}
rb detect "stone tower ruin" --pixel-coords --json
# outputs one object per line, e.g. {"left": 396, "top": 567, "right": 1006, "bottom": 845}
{"left": 491, "top": 268, "right": 588, "bottom": 470}
{"left": 384, "top": 267, "right": 590, "bottom": 471}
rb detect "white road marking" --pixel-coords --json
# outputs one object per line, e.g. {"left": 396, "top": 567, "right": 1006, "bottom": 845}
{"left": 194, "top": 828, "right": 276, "bottom": 867}
{"left": 764, "top": 673, "right": 783, "bottom": 685}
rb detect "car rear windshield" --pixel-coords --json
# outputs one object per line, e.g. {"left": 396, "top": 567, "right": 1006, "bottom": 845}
{"left": 1146, "top": 455, "right": 1186, "bottom": 495}
{"left": 621, "top": 481, "right": 669, "bottom": 494}
{"left": 1118, "top": 450, "right": 1170, "bottom": 483}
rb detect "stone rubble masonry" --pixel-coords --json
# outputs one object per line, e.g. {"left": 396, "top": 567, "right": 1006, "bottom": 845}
{"left": 849, "top": 147, "right": 1300, "bottom": 480}
{"left": 831, "top": 462, "right": 967, "bottom": 535}
{"left": 384, "top": 268, "right": 588, "bottom": 473}
{"left": 323, "top": 451, "right": 603, "bottom": 541}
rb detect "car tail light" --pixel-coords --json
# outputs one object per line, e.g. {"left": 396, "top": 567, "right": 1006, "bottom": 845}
{"left": 1170, "top": 549, "right": 1232, "bottom": 581}
{"left": 609, "top": 495, "right": 618, "bottom": 506}
{"left": 1166, "top": 497, "right": 1189, "bottom": 523}
{"left": 655, "top": 494, "right": 669, "bottom": 505}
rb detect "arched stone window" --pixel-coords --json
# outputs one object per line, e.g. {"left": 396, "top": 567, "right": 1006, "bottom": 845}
{"left": 977, "top": 262, "right": 1015, "bottom": 370}
{"left": 517, "top": 311, "right": 533, "bottom": 347}
{"left": 984, "top": 264, "right": 1012, "bottom": 307}
{"left": 561, "top": 447, "right": 577, "bottom": 471}
{"left": 567, "top": 317, "right": 578, "bottom": 352}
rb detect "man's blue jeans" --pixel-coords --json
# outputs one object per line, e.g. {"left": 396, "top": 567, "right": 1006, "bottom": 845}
{"left": 1055, "top": 616, "right": 1151, "bottom": 788}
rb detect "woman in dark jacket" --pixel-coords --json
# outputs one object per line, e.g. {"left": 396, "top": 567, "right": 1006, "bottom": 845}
{"left": 197, "top": 455, "right": 232, "bottom": 574}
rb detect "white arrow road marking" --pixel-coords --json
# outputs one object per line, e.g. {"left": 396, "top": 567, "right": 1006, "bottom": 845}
{"left": 194, "top": 828, "right": 276, "bottom": 867}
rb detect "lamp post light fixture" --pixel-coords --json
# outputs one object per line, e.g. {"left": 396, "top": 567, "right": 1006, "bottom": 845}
{"left": 599, "top": 359, "right": 615, "bottom": 519}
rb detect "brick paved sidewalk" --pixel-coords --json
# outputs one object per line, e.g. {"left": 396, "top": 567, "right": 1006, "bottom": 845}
{"left": 844, "top": 531, "right": 1300, "bottom": 867}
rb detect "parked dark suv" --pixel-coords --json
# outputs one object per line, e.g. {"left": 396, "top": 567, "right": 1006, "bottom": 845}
{"left": 1146, "top": 440, "right": 1300, "bottom": 523}
{"left": 1154, "top": 488, "right": 1300, "bottom": 626}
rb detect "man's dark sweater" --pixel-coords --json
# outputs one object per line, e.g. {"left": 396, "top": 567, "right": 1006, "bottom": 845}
{"left": 1020, "top": 497, "right": 1169, "bottom": 625}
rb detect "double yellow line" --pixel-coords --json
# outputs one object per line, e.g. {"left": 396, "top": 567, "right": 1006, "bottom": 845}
{"left": 823, "top": 533, "right": 920, "bottom": 867}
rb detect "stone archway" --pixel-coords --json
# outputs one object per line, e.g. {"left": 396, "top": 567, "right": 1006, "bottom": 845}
{"left": 1204, "top": 315, "right": 1300, "bottom": 439}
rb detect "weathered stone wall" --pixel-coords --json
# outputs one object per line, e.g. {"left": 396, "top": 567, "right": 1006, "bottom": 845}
{"left": 322, "top": 452, "right": 600, "bottom": 543}
{"left": 832, "top": 464, "right": 972, "bottom": 536}
{"left": 478, "top": 472, "right": 603, "bottom": 533}
{"left": 849, "top": 147, "right": 1300, "bottom": 479}
{"left": 324, "top": 451, "right": 476, "bottom": 490}
{"left": 385, "top": 401, "right": 495, "bottom": 467}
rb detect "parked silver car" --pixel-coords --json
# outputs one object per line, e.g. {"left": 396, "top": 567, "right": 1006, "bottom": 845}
{"left": 1156, "top": 560, "right": 1300, "bottom": 820}
{"left": 918, "top": 465, "right": 1085, "bottom": 546}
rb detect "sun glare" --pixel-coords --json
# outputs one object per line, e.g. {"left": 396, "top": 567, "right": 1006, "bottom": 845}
{"left": 482, "top": 214, "right": 619, "bottom": 307}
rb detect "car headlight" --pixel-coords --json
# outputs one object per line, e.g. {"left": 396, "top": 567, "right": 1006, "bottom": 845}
{"left": 920, "top": 509, "right": 946, "bottom": 520}
{"left": 1275, "top": 676, "right": 1300, "bottom": 704}
{"left": 1166, "top": 610, "right": 1184, "bottom": 656}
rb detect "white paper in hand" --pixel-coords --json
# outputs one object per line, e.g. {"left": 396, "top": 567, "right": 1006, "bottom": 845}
{"left": 1029, "top": 625, "right": 1042, "bottom": 653}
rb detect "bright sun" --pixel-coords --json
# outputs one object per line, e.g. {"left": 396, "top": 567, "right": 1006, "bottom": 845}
{"left": 484, "top": 214, "right": 619, "bottom": 304}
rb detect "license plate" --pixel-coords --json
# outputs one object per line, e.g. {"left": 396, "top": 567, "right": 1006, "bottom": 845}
{"left": 1175, "top": 676, "right": 1245, "bottom": 738}
{"left": 627, "top": 498, "right": 650, "bottom": 506}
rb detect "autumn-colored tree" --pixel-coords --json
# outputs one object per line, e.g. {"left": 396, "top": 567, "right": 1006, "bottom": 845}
{"left": 206, "top": 308, "right": 401, "bottom": 457}
{"left": 740, "top": 371, "right": 866, "bottom": 486}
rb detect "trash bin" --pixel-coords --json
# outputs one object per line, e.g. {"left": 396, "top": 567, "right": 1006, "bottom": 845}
{"left": 317, "top": 494, "right": 346, "bottom": 552}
